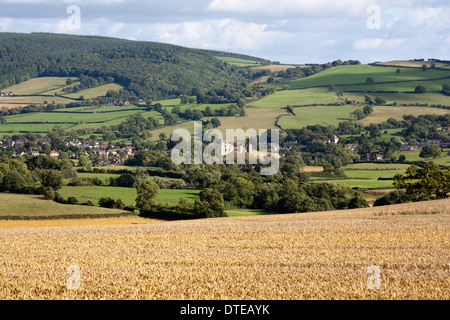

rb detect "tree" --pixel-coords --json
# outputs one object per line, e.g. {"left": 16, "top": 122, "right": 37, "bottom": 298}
{"left": 422, "top": 64, "right": 428, "bottom": 72}
{"left": 39, "top": 169, "right": 64, "bottom": 191}
{"left": 78, "top": 154, "right": 92, "bottom": 171}
{"left": 135, "top": 180, "right": 160, "bottom": 211}
{"left": 419, "top": 143, "right": 441, "bottom": 159}
{"left": 363, "top": 104, "right": 373, "bottom": 115}
{"left": 414, "top": 85, "right": 426, "bottom": 93}
{"left": 393, "top": 163, "right": 450, "bottom": 202}
{"left": 1, "top": 171, "right": 27, "bottom": 193}
{"left": 364, "top": 95, "right": 374, "bottom": 105}
{"left": 374, "top": 96, "right": 386, "bottom": 105}
{"left": 352, "top": 109, "right": 365, "bottom": 120}
{"left": 366, "top": 77, "right": 375, "bottom": 84}
{"left": 395, "top": 68, "right": 401, "bottom": 74}
{"left": 193, "top": 188, "right": 226, "bottom": 218}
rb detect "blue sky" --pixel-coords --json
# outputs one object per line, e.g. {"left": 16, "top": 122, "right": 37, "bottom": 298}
{"left": 0, "top": 0, "right": 448, "bottom": 64}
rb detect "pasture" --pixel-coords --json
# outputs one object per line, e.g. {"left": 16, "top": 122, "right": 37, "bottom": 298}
{"left": 249, "top": 88, "right": 341, "bottom": 108}
{"left": 0, "top": 193, "right": 129, "bottom": 219}
{"left": 278, "top": 105, "right": 363, "bottom": 129}
{"left": 287, "top": 64, "right": 450, "bottom": 89}
{"left": 360, "top": 106, "right": 450, "bottom": 125}
{"left": 215, "top": 56, "right": 261, "bottom": 67}
{"left": 62, "top": 83, "right": 124, "bottom": 99}
{"left": 339, "top": 79, "right": 449, "bottom": 93}
{"left": 58, "top": 186, "right": 200, "bottom": 207}
{"left": 343, "top": 92, "right": 450, "bottom": 106}
{"left": 1, "top": 77, "right": 78, "bottom": 96}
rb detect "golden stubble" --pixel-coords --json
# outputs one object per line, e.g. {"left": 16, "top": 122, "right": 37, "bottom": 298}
{"left": 0, "top": 199, "right": 448, "bottom": 300}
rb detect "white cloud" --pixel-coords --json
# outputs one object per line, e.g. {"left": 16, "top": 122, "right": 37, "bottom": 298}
{"left": 0, "top": 17, "right": 15, "bottom": 31}
{"left": 2, "top": 0, "right": 130, "bottom": 4}
{"left": 207, "top": 0, "right": 373, "bottom": 17}
{"left": 353, "top": 38, "right": 406, "bottom": 50}
{"left": 107, "top": 22, "right": 124, "bottom": 36}
{"left": 40, "top": 19, "right": 80, "bottom": 34}
{"left": 151, "top": 19, "right": 285, "bottom": 51}
{"left": 408, "top": 7, "right": 446, "bottom": 28}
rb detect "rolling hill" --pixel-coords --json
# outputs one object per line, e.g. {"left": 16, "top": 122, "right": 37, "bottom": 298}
{"left": 0, "top": 32, "right": 267, "bottom": 100}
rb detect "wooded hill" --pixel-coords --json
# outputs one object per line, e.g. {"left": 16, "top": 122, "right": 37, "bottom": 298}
{"left": 0, "top": 32, "right": 267, "bottom": 100}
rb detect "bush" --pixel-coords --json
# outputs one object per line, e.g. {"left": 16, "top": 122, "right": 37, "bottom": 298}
{"left": 42, "top": 187, "right": 56, "bottom": 200}
{"left": 67, "top": 196, "right": 79, "bottom": 205}
{"left": 53, "top": 192, "right": 65, "bottom": 203}
{"left": 373, "top": 190, "right": 408, "bottom": 206}
{"left": 98, "top": 197, "right": 125, "bottom": 209}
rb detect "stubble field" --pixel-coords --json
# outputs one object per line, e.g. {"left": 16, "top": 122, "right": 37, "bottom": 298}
{"left": 0, "top": 199, "right": 448, "bottom": 300}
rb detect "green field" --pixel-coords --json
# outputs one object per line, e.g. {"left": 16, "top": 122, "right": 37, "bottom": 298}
{"left": 0, "top": 193, "right": 128, "bottom": 219}
{"left": 1, "top": 77, "right": 79, "bottom": 95}
{"left": 0, "top": 95, "right": 77, "bottom": 105}
{"left": 311, "top": 162, "right": 412, "bottom": 190}
{"left": 360, "top": 106, "right": 450, "bottom": 125}
{"left": 58, "top": 186, "right": 200, "bottom": 207}
{"left": 215, "top": 56, "right": 261, "bottom": 67}
{"left": 287, "top": 65, "right": 450, "bottom": 89}
{"left": 339, "top": 79, "right": 450, "bottom": 93}
{"left": 63, "top": 83, "right": 124, "bottom": 99}
{"left": 278, "top": 105, "right": 363, "bottom": 129}
{"left": 343, "top": 92, "right": 450, "bottom": 106}
{"left": 53, "top": 104, "right": 143, "bottom": 113}
{"left": 250, "top": 88, "right": 341, "bottom": 108}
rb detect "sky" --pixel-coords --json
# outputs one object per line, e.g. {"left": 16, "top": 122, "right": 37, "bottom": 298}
{"left": 0, "top": 0, "right": 449, "bottom": 64}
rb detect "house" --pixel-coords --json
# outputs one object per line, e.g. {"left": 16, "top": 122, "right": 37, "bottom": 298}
{"left": 15, "top": 139, "right": 26, "bottom": 147}
{"left": 374, "top": 152, "right": 385, "bottom": 161}
{"left": 360, "top": 153, "right": 371, "bottom": 161}
{"left": 285, "top": 140, "right": 298, "bottom": 150}
{"left": 48, "top": 150, "right": 60, "bottom": 157}
{"left": 29, "top": 150, "right": 40, "bottom": 156}
{"left": 215, "top": 139, "right": 234, "bottom": 156}
{"left": 400, "top": 145, "right": 420, "bottom": 151}
{"left": 360, "top": 152, "right": 385, "bottom": 161}
{"left": 13, "top": 151, "right": 26, "bottom": 157}
{"left": 347, "top": 143, "right": 358, "bottom": 151}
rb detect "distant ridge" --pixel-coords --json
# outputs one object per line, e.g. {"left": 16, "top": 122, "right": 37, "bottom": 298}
{"left": 0, "top": 32, "right": 268, "bottom": 100}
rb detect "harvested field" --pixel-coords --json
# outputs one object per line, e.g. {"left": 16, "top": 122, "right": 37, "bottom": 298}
{"left": 0, "top": 199, "right": 448, "bottom": 300}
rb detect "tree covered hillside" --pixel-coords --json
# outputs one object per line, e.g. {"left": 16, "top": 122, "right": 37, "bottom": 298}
{"left": 0, "top": 32, "right": 265, "bottom": 100}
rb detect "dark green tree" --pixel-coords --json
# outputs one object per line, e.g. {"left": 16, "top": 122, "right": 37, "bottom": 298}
{"left": 419, "top": 143, "right": 441, "bottom": 159}
{"left": 393, "top": 163, "right": 450, "bottom": 201}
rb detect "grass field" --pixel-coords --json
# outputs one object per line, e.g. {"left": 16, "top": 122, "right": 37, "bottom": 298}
{"left": 375, "top": 60, "right": 449, "bottom": 68}
{"left": 1, "top": 77, "right": 79, "bottom": 95}
{"left": 215, "top": 56, "right": 261, "bottom": 67}
{"left": 250, "top": 88, "right": 341, "bottom": 108}
{"left": 339, "top": 79, "right": 450, "bottom": 93}
{"left": 278, "top": 105, "right": 363, "bottom": 129}
{"left": 0, "top": 95, "right": 77, "bottom": 105}
{"left": 63, "top": 83, "right": 124, "bottom": 99}
{"left": 343, "top": 92, "right": 450, "bottom": 106}
{"left": 0, "top": 193, "right": 129, "bottom": 219}
{"left": 287, "top": 64, "right": 450, "bottom": 89}
{"left": 0, "top": 198, "right": 448, "bottom": 299}
{"left": 360, "top": 106, "right": 450, "bottom": 125}
{"left": 58, "top": 186, "right": 200, "bottom": 207}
